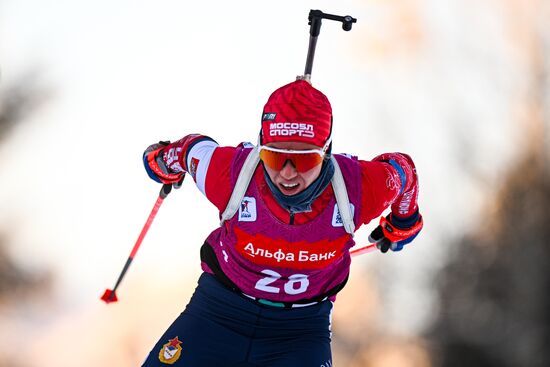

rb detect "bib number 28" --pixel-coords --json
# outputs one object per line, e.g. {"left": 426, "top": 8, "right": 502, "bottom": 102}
{"left": 255, "top": 269, "right": 309, "bottom": 295}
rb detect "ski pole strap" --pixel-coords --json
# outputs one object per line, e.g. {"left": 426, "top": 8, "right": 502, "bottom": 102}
{"left": 220, "top": 145, "right": 260, "bottom": 225}
{"left": 330, "top": 156, "right": 355, "bottom": 236}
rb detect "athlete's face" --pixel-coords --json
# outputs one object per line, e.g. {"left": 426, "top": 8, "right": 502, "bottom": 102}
{"left": 262, "top": 141, "right": 324, "bottom": 196}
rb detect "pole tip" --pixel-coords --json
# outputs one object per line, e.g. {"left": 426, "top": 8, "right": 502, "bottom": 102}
{"left": 101, "top": 289, "right": 118, "bottom": 304}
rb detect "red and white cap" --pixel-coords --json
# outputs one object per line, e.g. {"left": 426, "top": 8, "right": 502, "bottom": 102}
{"left": 261, "top": 80, "right": 332, "bottom": 148}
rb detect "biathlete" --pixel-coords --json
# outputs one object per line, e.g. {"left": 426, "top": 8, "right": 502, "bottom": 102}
{"left": 141, "top": 79, "right": 423, "bottom": 367}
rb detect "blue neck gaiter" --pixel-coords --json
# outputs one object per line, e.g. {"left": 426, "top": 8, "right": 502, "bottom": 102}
{"left": 263, "top": 158, "right": 335, "bottom": 213}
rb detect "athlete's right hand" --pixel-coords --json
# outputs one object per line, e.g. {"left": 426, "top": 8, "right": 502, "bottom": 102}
{"left": 143, "top": 141, "right": 185, "bottom": 184}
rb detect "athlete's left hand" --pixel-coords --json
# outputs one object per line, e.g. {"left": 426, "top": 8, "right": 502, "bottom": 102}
{"left": 368, "top": 211, "right": 423, "bottom": 253}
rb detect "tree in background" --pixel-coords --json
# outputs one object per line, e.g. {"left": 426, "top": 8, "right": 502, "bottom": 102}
{"left": 428, "top": 145, "right": 549, "bottom": 367}
{"left": 0, "top": 73, "right": 52, "bottom": 366}
{"left": 427, "top": 1, "right": 550, "bottom": 365}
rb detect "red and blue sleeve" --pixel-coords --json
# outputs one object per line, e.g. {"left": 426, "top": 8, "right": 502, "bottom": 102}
{"left": 358, "top": 152, "right": 419, "bottom": 226}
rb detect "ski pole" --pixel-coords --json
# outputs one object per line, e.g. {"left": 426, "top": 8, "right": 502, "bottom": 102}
{"left": 350, "top": 243, "right": 378, "bottom": 257}
{"left": 101, "top": 183, "right": 174, "bottom": 304}
{"left": 299, "top": 9, "right": 357, "bottom": 82}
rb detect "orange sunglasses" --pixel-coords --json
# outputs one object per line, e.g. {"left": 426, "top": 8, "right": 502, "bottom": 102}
{"left": 258, "top": 144, "right": 329, "bottom": 172}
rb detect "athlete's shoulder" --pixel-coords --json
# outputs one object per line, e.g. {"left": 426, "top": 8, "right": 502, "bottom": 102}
{"left": 202, "top": 142, "right": 255, "bottom": 211}
{"left": 334, "top": 152, "right": 358, "bottom": 160}
{"left": 332, "top": 153, "right": 362, "bottom": 175}
{"left": 333, "top": 152, "right": 359, "bottom": 163}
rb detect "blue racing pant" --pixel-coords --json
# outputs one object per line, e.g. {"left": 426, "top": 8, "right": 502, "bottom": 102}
{"left": 142, "top": 272, "right": 333, "bottom": 367}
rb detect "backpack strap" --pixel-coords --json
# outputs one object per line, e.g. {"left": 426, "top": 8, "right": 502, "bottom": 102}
{"left": 330, "top": 156, "right": 355, "bottom": 236}
{"left": 220, "top": 150, "right": 355, "bottom": 237}
{"left": 220, "top": 145, "right": 260, "bottom": 225}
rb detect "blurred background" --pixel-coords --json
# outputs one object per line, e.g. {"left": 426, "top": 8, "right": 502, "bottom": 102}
{"left": 0, "top": 0, "right": 548, "bottom": 366}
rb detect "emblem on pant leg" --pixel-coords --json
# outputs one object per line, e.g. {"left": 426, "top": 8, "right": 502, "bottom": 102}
{"left": 158, "top": 336, "right": 182, "bottom": 364}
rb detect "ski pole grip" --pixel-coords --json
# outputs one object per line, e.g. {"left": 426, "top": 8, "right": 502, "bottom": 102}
{"left": 160, "top": 184, "right": 172, "bottom": 199}
{"left": 308, "top": 10, "right": 357, "bottom": 34}
{"left": 309, "top": 10, "right": 323, "bottom": 37}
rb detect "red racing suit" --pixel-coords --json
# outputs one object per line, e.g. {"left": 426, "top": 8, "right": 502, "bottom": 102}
{"left": 157, "top": 134, "right": 420, "bottom": 303}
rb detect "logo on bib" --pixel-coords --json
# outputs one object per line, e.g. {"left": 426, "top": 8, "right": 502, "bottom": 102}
{"left": 239, "top": 197, "right": 257, "bottom": 222}
{"left": 332, "top": 203, "right": 355, "bottom": 227}
{"left": 158, "top": 336, "right": 182, "bottom": 364}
